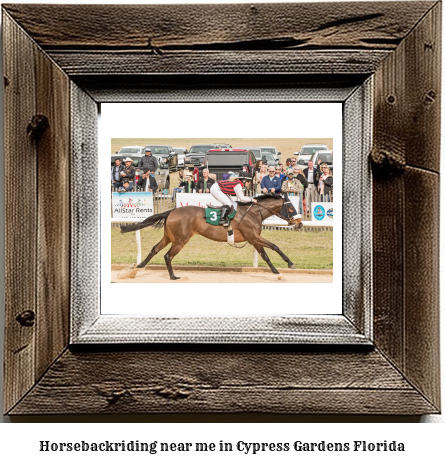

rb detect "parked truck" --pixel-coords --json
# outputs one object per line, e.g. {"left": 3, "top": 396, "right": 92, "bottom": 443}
{"left": 204, "top": 149, "right": 256, "bottom": 180}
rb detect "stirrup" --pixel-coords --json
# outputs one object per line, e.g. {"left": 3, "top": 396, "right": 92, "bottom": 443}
{"left": 219, "top": 205, "right": 230, "bottom": 226}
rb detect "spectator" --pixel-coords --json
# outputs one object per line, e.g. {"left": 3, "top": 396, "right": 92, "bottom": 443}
{"left": 275, "top": 166, "right": 285, "bottom": 181}
{"left": 118, "top": 180, "right": 133, "bottom": 192}
{"left": 120, "top": 157, "right": 136, "bottom": 189}
{"left": 196, "top": 169, "right": 215, "bottom": 193}
{"left": 290, "top": 157, "right": 298, "bottom": 169}
{"left": 261, "top": 166, "right": 281, "bottom": 194}
{"left": 293, "top": 166, "right": 308, "bottom": 214}
{"left": 303, "top": 160, "right": 321, "bottom": 212}
{"left": 137, "top": 171, "right": 158, "bottom": 193}
{"left": 179, "top": 173, "right": 196, "bottom": 193}
{"left": 285, "top": 158, "right": 292, "bottom": 170}
{"left": 318, "top": 163, "right": 333, "bottom": 201}
{"left": 253, "top": 159, "right": 263, "bottom": 173}
{"left": 242, "top": 177, "right": 252, "bottom": 194}
{"left": 171, "top": 169, "right": 185, "bottom": 202}
{"left": 255, "top": 165, "right": 267, "bottom": 195}
{"left": 138, "top": 148, "right": 158, "bottom": 175}
{"left": 281, "top": 170, "right": 303, "bottom": 213}
{"left": 111, "top": 157, "right": 123, "bottom": 189}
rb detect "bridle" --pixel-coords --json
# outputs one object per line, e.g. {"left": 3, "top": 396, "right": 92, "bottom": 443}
{"left": 237, "top": 195, "right": 300, "bottom": 226}
{"left": 229, "top": 195, "right": 301, "bottom": 249}
{"left": 256, "top": 196, "right": 299, "bottom": 225}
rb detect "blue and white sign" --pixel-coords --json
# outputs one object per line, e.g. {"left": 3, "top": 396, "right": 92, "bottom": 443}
{"left": 112, "top": 192, "right": 154, "bottom": 218}
{"left": 312, "top": 202, "right": 333, "bottom": 224}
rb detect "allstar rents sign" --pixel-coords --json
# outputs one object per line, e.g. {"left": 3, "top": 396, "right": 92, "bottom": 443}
{"left": 112, "top": 192, "right": 154, "bottom": 219}
{"left": 312, "top": 202, "right": 333, "bottom": 224}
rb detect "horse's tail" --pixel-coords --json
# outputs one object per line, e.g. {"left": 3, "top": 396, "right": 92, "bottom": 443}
{"left": 120, "top": 209, "right": 174, "bottom": 233}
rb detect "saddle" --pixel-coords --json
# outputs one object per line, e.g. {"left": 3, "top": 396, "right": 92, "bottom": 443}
{"left": 204, "top": 205, "right": 235, "bottom": 226}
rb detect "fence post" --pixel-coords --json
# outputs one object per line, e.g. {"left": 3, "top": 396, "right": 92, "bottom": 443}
{"left": 253, "top": 250, "right": 258, "bottom": 268}
{"left": 135, "top": 230, "right": 142, "bottom": 264}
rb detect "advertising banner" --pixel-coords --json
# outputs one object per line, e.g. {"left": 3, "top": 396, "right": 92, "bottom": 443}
{"left": 176, "top": 193, "right": 301, "bottom": 226}
{"left": 176, "top": 193, "right": 219, "bottom": 209}
{"left": 311, "top": 202, "right": 333, "bottom": 224}
{"left": 112, "top": 192, "right": 154, "bottom": 219}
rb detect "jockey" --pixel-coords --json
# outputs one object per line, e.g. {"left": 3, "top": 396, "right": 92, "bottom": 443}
{"left": 210, "top": 173, "right": 257, "bottom": 226}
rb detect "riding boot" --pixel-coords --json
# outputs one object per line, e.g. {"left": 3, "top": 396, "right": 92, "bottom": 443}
{"left": 219, "top": 205, "right": 230, "bottom": 226}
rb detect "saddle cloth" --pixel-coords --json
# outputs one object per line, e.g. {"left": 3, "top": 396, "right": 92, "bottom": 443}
{"left": 205, "top": 207, "right": 236, "bottom": 226}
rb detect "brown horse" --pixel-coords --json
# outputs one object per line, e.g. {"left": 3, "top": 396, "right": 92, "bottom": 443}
{"left": 121, "top": 193, "right": 302, "bottom": 280}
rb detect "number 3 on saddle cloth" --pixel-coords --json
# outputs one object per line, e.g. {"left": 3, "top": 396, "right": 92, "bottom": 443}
{"left": 205, "top": 207, "right": 236, "bottom": 226}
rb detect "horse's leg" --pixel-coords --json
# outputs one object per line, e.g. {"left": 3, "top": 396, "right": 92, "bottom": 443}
{"left": 252, "top": 243, "right": 280, "bottom": 275}
{"left": 254, "top": 236, "right": 296, "bottom": 269}
{"left": 164, "top": 243, "right": 186, "bottom": 280}
{"left": 137, "top": 234, "right": 171, "bottom": 268}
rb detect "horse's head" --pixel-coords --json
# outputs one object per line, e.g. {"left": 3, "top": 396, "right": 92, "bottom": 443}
{"left": 280, "top": 193, "right": 303, "bottom": 230}
{"left": 254, "top": 193, "right": 303, "bottom": 229}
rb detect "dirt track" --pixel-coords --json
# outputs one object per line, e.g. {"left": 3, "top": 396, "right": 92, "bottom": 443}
{"left": 112, "top": 267, "right": 333, "bottom": 283}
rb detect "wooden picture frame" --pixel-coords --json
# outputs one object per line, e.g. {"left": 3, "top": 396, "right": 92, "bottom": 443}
{"left": 3, "top": 2, "right": 440, "bottom": 415}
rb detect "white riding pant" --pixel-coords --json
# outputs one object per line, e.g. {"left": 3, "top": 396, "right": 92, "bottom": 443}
{"left": 210, "top": 183, "right": 235, "bottom": 208}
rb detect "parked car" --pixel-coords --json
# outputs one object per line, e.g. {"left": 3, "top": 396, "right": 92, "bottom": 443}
{"left": 234, "top": 146, "right": 262, "bottom": 162}
{"left": 260, "top": 146, "right": 281, "bottom": 162}
{"left": 261, "top": 153, "right": 278, "bottom": 167}
{"left": 144, "top": 145, "right": 178, "bottom": 172}
{"left": 185, "top": 144, "right": 221, "bottom": 168}
{"left": 173, "top": 147, "right": 188, "bottom": 168}
{"left": 295, "top": 144, "right": 329, "bottom": 166}
{"left": 311, "top": 150, "right": 334, "bottom": 173}
{"left": 115, "top": 145, "right": 145, "bottom": 155}
{"left": 213, "top": 143, "right": 232, "bottom": 148}
{"left": 111, "top": 155, "right": 171, "bottom": 189}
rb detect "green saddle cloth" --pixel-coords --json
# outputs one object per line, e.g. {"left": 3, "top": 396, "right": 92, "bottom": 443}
{"left": 205, "top": 207, "right": 236, "bottom": 226}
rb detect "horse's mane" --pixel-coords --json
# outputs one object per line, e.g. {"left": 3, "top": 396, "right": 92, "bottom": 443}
{"left": 255, "top": 193, "right": 282, "bottom": 201}
{"left": 238, "top": 193, "right": 282, "bottom": 206}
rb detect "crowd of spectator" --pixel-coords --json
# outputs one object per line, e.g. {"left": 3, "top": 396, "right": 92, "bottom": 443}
{"left": 251, "top": 158, "right": 333, "bottom": 214}
{"left": 111, "top": 147, "right": 159, "bottom": 192}
{"left": 111, "top": 152, "right": 333, "bottom": 215}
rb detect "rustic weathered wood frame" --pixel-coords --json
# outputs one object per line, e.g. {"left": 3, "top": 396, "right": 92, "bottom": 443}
{"left": 3, "top": 2, "right": 440, "bottom": 415}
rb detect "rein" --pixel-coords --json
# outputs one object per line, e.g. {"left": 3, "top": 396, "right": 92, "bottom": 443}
{"left": 256, "top": 198, "right": 293, "bottom": 224}
{"left": 237, "top": 202, "right": 255, "bottom": 227}
{"left": 227, "top": 196, "right": 294, "bottom": 249}
{"left": 227, "top": 202, "right": 256, "bottom": 249}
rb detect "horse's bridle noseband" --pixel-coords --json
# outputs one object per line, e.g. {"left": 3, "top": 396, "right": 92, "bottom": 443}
{"left": 256, "top": 196, "right": 300, "bottom": 224}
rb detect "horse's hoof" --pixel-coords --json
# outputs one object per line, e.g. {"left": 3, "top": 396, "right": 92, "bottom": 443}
{"left": 171, "top": 276, "right": 181, "bottom": 280}
{"left": 289, "top": 265, "right": 296, "bottom": 269}
{"left": 277, "top": 275, "right": 283, "bottom": 280}
{"left": 137, "top": 264, "right": 145, "bottom": 269}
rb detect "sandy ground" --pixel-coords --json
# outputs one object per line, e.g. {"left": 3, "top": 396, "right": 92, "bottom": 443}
{"left": 112, "top": 269, "right": 333, "bottom": 283}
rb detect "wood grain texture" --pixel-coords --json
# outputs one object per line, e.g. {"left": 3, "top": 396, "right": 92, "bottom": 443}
{"left": 46, "top": 50, "right": 390, "bottom": 76}
{"left": 372, "top": 3, "right": 441, "bottom": 410}
{"left": 8, "top": 349, "right": 437, "bottom": 415}
{"left": 69, "top": 83, "right": 99, "bottom": 338}
{"left": 404, "top": 2, "right": 441, "bottom": 172}
{"left": 3, "top": 12, "right": 38, "bottom": 414}
{"left": 35, "top": 43, "right": 71, "bottom": 380}
{"left": 372, "top": 24, "right": 409, "bottom": 371}
{"left": 342, "top": 81, "right": 373, "bottom": 336}
{"left": 2, "top": 2, "right": 441, "bottom": 416}
{"left": 3, "top": 2, "right": 435, "bottom": 50}
{"left": 75, "top": 75, "right": 364, "bottom": 103}
{"left": 404, "top": 168, "right": 440, "bottom": 409}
